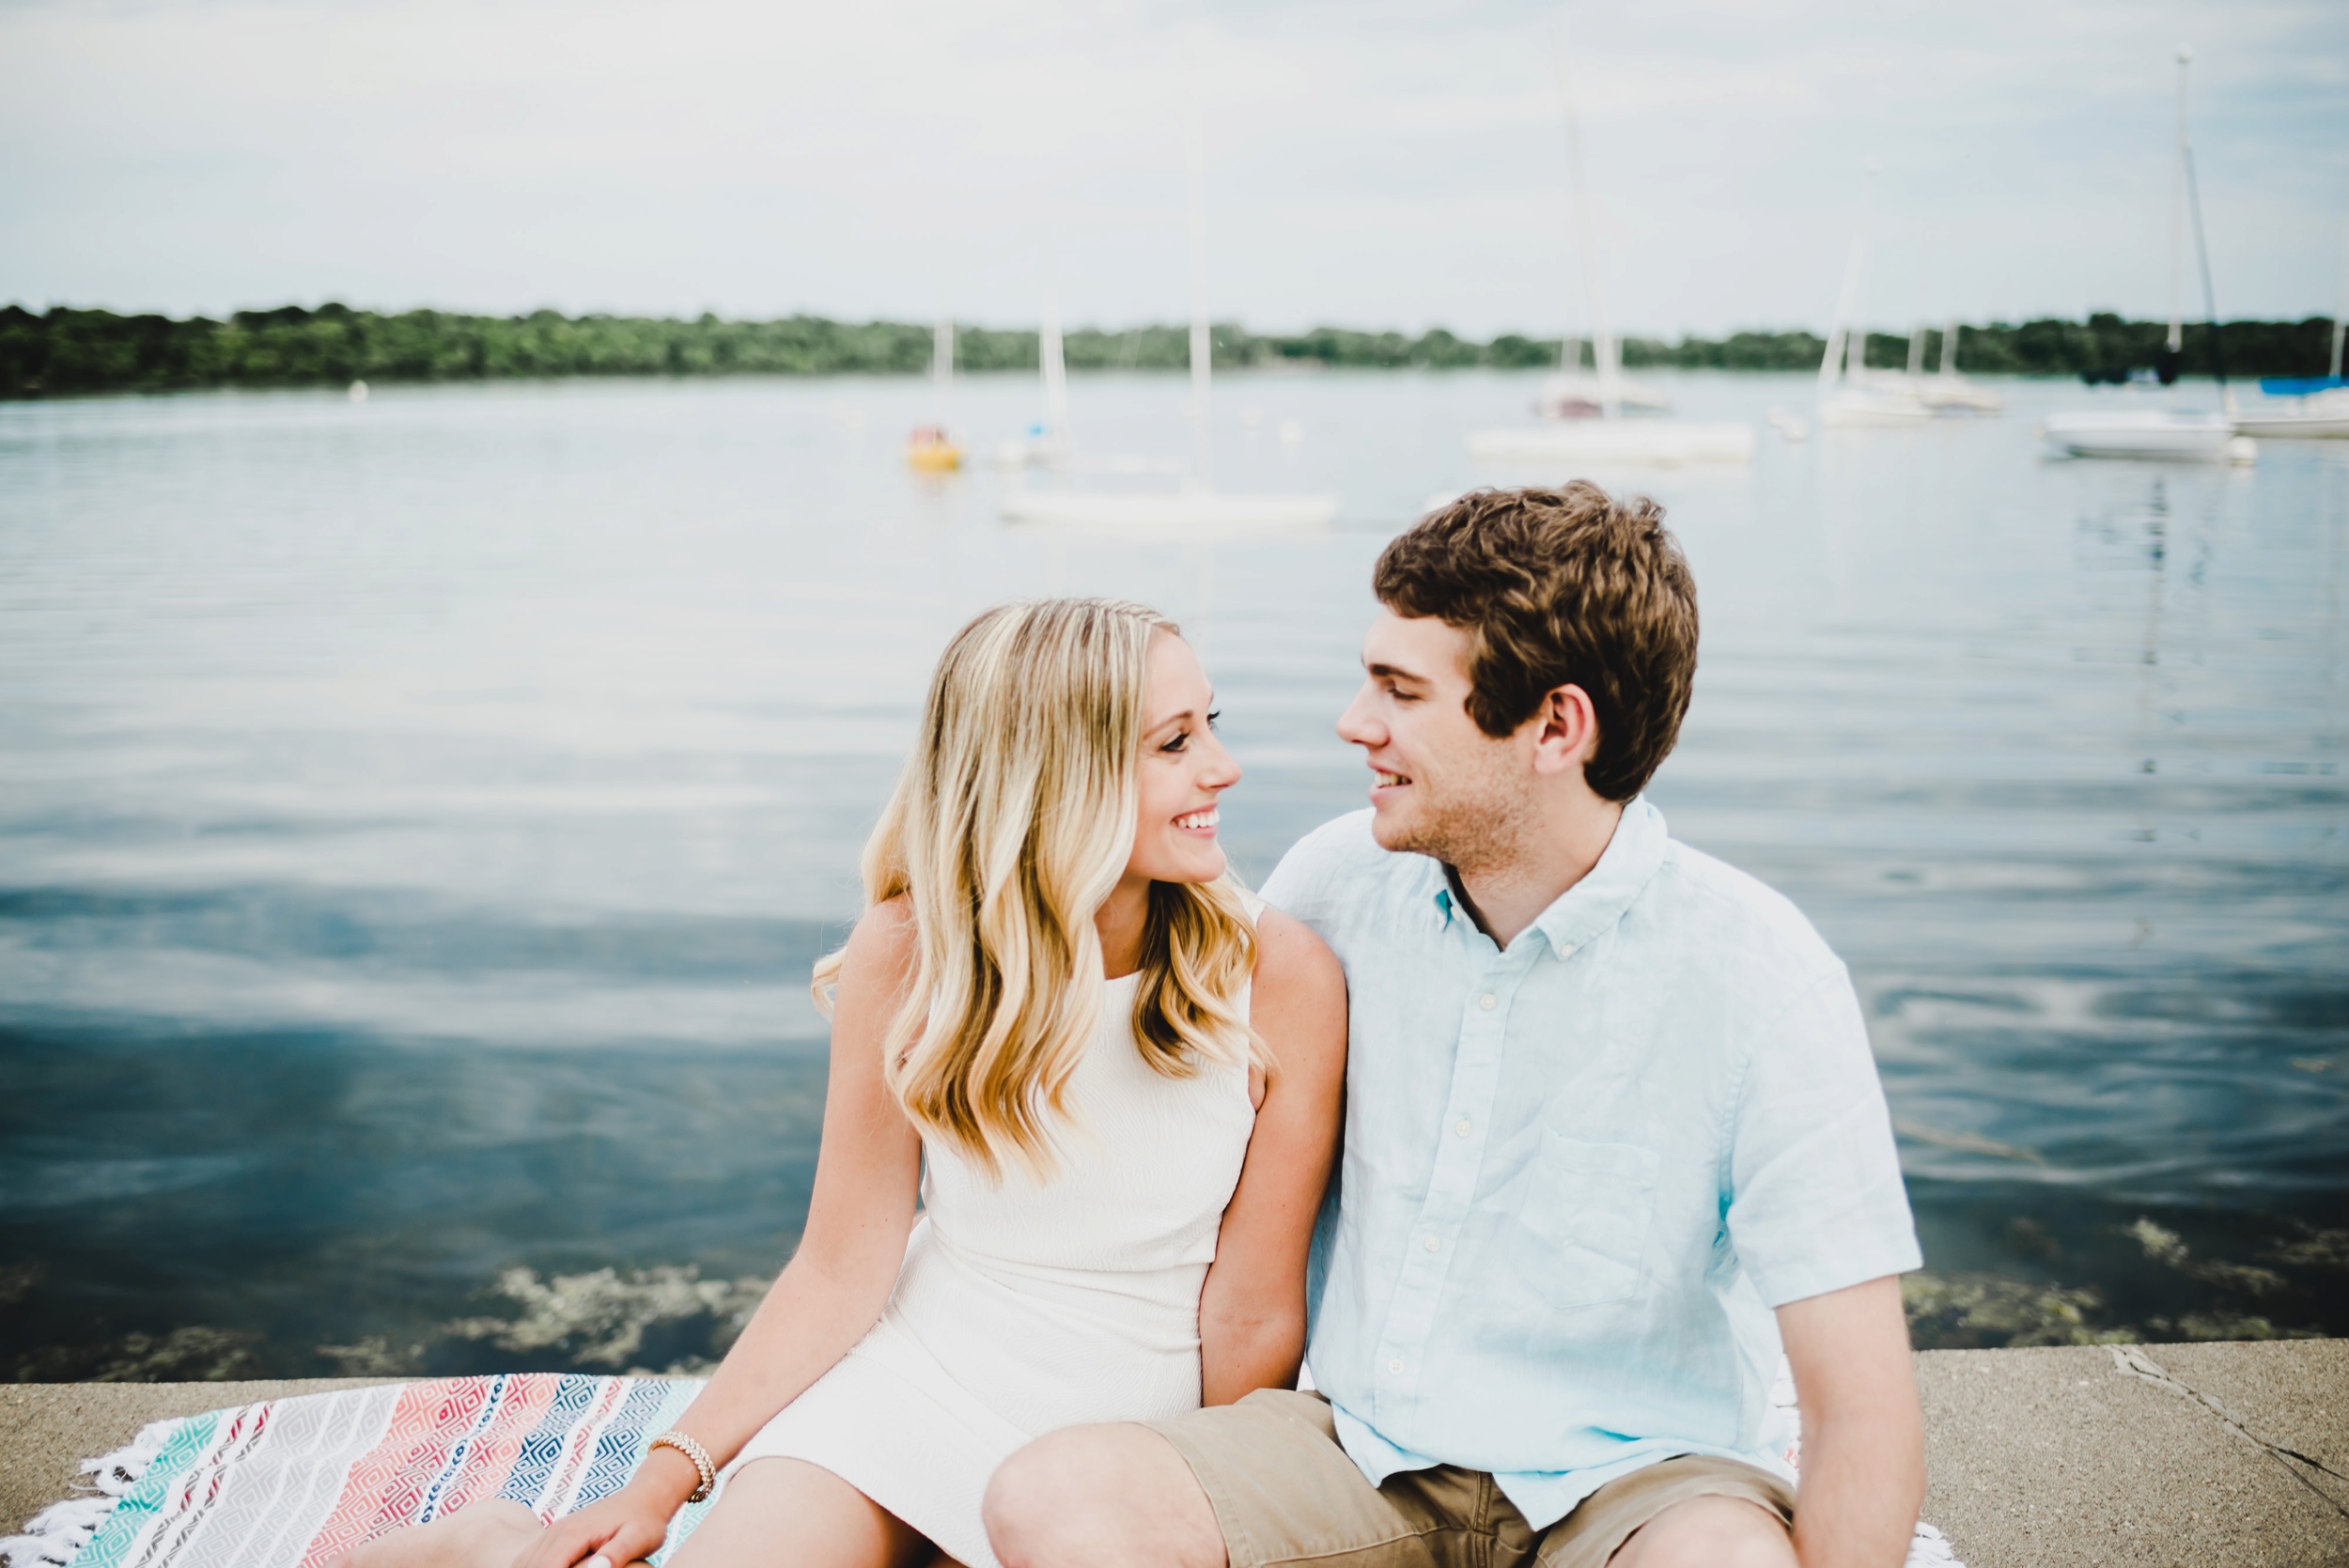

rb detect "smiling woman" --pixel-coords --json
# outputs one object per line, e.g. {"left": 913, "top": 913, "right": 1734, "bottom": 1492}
{"left": 816, "top": 598, "right": 1269, "bottom": 1181}
{"left": 327, "top": 597, "right": 1346, "bottom": 1568}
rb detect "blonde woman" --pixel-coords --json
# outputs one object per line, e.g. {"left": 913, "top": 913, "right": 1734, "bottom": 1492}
{"left": 340, "top": 598, "right": 1346, "bottom": 1568}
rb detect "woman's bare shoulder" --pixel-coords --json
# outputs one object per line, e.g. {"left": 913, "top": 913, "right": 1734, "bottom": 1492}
{"left": 835, "top": 894, "right": 920, "bottom": 988}
{"left": 1249, "top": 906, "right": 1345, "bottom": 1015}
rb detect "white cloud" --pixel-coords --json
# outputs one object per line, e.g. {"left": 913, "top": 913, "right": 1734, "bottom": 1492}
{"left": 1, "top": 0, "right": 2342, "bottom": 334}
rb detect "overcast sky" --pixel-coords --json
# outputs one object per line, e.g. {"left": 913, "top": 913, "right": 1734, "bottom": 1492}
{"left": 3, "top": 0, "right": 2344, "bottom": 337}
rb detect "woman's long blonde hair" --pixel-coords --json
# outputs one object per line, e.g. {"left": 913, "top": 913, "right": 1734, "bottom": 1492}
{"left": 811, "top": 598, "right": 1262, "bottom": 1181}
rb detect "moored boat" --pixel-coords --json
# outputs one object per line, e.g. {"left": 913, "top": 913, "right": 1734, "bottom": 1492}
{"left": 2042, "top": 410, "right": 2253, "bottom": 461}
{"left": 1465, "top": 27, "right": 1753, "bottom": 469}
{"left": 1001, "top": 54, "right": 1340, "bottom": 528}
{"left": 2042, "top": 49, "right": 2255, "bottom": 466}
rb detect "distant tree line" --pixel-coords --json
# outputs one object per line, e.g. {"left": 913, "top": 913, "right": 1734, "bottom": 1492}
{"left": 1, "top": 303, "right": 2335, "bottom": 399}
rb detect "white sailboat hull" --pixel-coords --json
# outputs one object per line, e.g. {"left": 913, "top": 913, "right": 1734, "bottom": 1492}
{"left": 1818, "top": 386, "right": 1932, "bottom": 427}
{"left": 2042, "top": 411, "right": 2253, "bottom": 460}
{"left": 2232, "top": 412, "right": 2349, "bottom": 439}
{"left": 1917, "top": 378, "right": 2005, "bottom": 413}
{"left": 1000, "top": 489, "right": 1339, "bottom": 531}
{"left": 2233, "top": 390, "right": 2349, "bottom": 439}
{"left": 1466, "top": 421, "right": 1756, "bottom": 466}
{"left": 1534, "top": 373, "right": 1671, "bottom": 416}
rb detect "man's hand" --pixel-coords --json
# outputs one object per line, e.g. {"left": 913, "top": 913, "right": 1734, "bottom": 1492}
{"left": 1777, "top": 1275, "right": 1925, "bottom": 1568}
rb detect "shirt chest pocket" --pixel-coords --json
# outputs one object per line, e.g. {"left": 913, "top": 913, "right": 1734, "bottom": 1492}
{"left": 1508, "top": 1130, "right": 1660, "bottom": 1310}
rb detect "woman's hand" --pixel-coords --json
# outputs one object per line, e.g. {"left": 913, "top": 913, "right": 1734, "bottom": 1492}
{"left": 510, "top": 1462, "right": 689, "bottom": 1568}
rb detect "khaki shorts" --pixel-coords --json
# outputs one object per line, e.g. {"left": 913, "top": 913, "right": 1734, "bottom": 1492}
{"left": 1143, "top": 1389, "right": 1794, "bottom": 1568}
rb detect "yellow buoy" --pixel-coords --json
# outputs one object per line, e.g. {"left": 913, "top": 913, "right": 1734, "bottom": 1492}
{"left": 906, "top": 426, "right": 962, "bottom": 473}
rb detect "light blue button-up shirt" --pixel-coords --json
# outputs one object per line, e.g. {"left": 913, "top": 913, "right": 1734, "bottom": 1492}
{"left": 1262, "top": 800, "right": 1921, "bottom": 1529}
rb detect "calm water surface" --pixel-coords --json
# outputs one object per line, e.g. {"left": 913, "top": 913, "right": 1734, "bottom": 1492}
{"left": 3, "top": 369, "right": 2344, "bottom": 1377}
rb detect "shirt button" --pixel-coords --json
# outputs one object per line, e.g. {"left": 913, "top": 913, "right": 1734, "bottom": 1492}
{"left": 1455, "top": 1119, "right": 1472, "bottom": 1138}
{"left": 1387, "top": 1357, "right": 1405, "bottom": 1375}
{"left": 1423, "top": 1234, "right": 1441, "bottom": 1252}
{"left": 1478, "top": 993, "right": 1498, "bottom": 1011}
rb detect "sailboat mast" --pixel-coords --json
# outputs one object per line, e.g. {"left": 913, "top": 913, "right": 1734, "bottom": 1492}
{"left": 1820, "top": 238, "right": 1855, "bottom": 391}
{"left": 1552, "top": 24, "right": 1617, "bottom": 418}
{"left": 1040, "top": 288, "right": 1068, "bottom": 444}
{"left": 2333, "top": 212, "right": 2348, "bottom": 383}
{"left": 2176, "top": 77, "right": 2235, "bottom": 412}
{"left": 1186, "top": 68, "right": 1212, "bottom": 488}
{"left": 2168, "top": 49, "right": 2189, "bottom": 355}
{"left": 1821, "top": 163, "right": 1876, "bottom": 391}
{"left": 933, "top": 318, "right": 954, "bottom": 420}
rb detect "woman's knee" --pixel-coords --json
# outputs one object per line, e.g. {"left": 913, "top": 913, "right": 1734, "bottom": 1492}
{"left": 985, "top": 1424, "right": 1219, "bottom": 1568}
{"left": 984, "top": 1430, "right": 1091, "bottom": 1559}
{"left": 1612, "top": 1496, "right": 1795, "bottom": 1568}
{"left": 984, "top": 1425, "right": 1153, "bottom": 1564}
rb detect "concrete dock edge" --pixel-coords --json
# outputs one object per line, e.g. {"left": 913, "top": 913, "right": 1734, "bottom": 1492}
{"left": 5, "top": 1343, "right": 2346, "bottom": 1566}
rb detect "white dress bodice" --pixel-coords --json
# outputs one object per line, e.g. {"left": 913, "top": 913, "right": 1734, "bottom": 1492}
{"left": 724, "top": 934, "right": 1261, "bottom": 1568}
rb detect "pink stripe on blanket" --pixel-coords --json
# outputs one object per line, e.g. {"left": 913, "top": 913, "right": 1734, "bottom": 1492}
{"left": 437, "top": 1375, "right": 562, "bottom": 1520}
{"left": 300, "top": 1379, "right": 500, "bottom": 1566}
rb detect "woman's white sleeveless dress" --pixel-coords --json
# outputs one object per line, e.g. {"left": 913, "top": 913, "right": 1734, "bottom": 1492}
{"left": 720, "top": 956, "right": 1258, "bottom": 1568}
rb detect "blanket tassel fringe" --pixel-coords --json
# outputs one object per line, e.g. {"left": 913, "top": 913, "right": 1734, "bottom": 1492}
{"left": 0, "top": 1420, "right": 175, "bottom": 1568}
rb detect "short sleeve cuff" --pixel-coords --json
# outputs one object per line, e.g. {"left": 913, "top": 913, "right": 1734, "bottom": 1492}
{"left": 1750, "top": 1236, "right": 1923, "bottom": 1310}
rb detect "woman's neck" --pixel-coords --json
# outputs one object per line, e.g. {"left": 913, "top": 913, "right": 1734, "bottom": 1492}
{"left": 1096, "top": 873, "right": 1152, "bottom": 979}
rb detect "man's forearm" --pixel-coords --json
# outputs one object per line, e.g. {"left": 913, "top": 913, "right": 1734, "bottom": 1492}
{"left": 1790, "top": 1403, "right": 1925, "bottom": 1568}
{"left": 1778, "top": 1277, "right": 1927, "bottom": 1568}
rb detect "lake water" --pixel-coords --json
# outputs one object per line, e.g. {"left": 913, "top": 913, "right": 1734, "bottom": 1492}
{"left": 3, "top": 369, "right": 2344, "bottom": 1380}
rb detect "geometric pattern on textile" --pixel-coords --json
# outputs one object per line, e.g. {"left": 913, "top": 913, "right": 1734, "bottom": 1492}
{"left": 54, "top": 1376, "right": 714, "bottom": 1568}
{"left": 23, "top": 1372, "right": 1961, "bottom": 1568}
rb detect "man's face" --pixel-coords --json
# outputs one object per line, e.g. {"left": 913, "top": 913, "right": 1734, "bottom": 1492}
{"left": 1335, "top": 610, "right": 1536, "bottom": 868}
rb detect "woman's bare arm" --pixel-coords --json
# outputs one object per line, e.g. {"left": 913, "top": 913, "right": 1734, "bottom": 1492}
{"left": 514, "top": 899, "right": 926, "bottom": 1568}
{"left": 1197, "top": 908, "right": 1346, "bottom": 1405}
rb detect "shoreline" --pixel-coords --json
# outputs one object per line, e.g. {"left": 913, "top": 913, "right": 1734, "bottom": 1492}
{"left": 5, "top": 304, "right": 2337, "bottom": 400}
{"left": 5, "top": 1341, "right": 2343, "bottom": 1567}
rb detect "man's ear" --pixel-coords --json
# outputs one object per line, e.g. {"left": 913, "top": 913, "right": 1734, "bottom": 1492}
{"left": 1529, "top": 683, "right": 1600, "bottom": 777}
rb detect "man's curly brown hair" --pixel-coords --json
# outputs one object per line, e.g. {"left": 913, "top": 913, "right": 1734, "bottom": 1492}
{"left": 1372, "top": 483, "right": 1698, "bottom": 802}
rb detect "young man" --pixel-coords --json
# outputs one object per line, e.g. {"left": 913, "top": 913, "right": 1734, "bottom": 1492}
{"left": 986, "top": 485, "right": 1926, "bottom": 1568}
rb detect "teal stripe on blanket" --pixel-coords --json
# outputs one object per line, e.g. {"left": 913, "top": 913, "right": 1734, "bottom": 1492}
{"left": 71, "top": 1409, "right": 219, "bottom": 1568}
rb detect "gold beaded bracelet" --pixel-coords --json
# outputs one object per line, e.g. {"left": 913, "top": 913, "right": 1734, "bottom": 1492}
{"left": 647, "top": 1429, "right": 717, "bottom": 1503}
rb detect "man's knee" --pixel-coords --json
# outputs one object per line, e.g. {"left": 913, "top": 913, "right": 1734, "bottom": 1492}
{"left": 1610, "top": 1495, "right": 1795, "bottom": 1568}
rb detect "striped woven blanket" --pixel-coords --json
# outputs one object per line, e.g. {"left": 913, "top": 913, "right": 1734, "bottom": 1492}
{"left": 2, "top": 1374, "right": 1964, "bottom": 1568}
{"left": 4, "top": 1376, "right": 716, "bottom": 1568}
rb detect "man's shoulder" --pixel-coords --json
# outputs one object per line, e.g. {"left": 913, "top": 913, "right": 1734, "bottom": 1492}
{"left": 1258, "top": 810, "right": 1418, "bottom": 917}
{"left": 1648, "top": 836, "right": 1842, "bottom": 978}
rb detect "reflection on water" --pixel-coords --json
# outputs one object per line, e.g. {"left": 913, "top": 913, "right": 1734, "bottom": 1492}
{"left": 2, "top": 370, "right": 2345, "bottom": 1375}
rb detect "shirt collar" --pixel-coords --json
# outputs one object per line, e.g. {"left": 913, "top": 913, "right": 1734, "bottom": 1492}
{"left": 1431, "top": 797, "right": 1671, "bottom": 955}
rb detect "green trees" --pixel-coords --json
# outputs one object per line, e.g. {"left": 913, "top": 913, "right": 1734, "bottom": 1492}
{"left": 1, "top": 303, "right": 2337, "bottom": 398}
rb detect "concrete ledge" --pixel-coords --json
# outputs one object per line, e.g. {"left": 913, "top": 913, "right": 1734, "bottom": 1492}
{"left": 1916, "top": 1340, "right": 2349, "bottom": 1566}
{"left": 6, "top": 1344, "right": 2346, "bottom": 1565}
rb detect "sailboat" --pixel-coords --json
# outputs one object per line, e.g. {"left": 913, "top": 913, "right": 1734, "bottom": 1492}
{"left": 2043, "top": 50, "right": 2254, "bottom": 463}
{"left": 1466, "top": 23, "right": 1754, "bottom": 467}
{"left": 1001, "top": 70, "right": 1337, "bottom": 531}
{"left": 1816, "top": 166, "right": 1931, "bottom": 428}
{"left": 906, "top": 318, "right": 965, "bottom": 472}
{"left": 1916, "top": 320, "right": 2005, "bottom": 413}
{"left": 995, "top": 289, "right": 1072, "bottom": 467}
{"left": 2232, "top": 213, "right": 2349, "bottom": 439}
{"left": 1532, "top": 335, "right": 1670, "bottom": 417}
